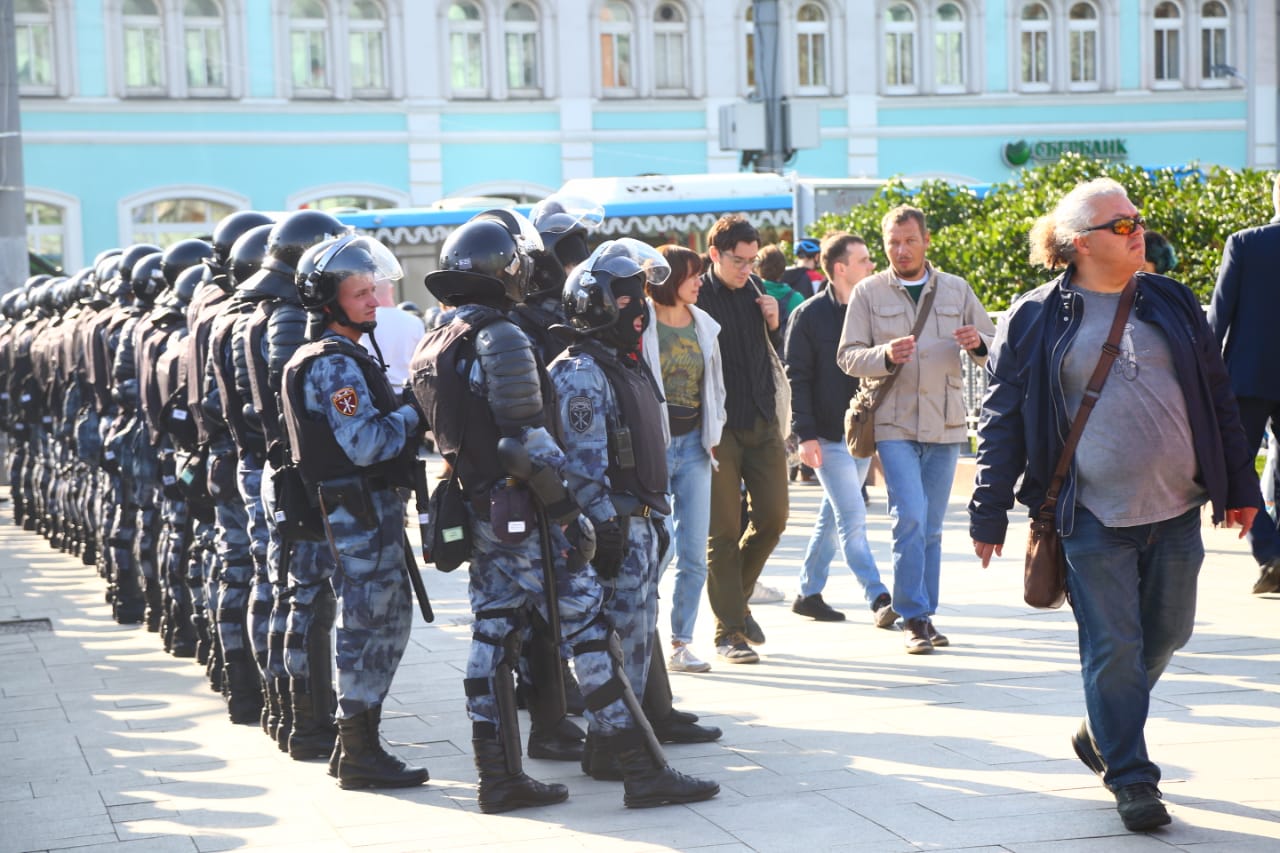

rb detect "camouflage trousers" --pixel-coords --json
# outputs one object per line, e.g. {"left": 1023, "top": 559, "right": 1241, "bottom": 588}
{"left": 326, "top": 487, "right": 412, "bottom": 718}
{"left": 467, "top": 510, "right": 631, "bottom": 737}
{"left": 212, "top": 442, "right": 254, "bottom": 658}
{"left": 598, "top": 515, "right": 661, "bottom": 704}
{"left": 259, "top": 460, "right": 294, "bottom": 681}
{"left": 237, "top": 460, "right": 273, "bottom": 672}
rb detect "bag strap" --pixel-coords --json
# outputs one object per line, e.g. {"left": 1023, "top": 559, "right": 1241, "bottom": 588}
{"left": 1039, "top": 277, "right": 1137, "bottom": 520}
{"left": 861, "top": 274, "right": 940, "bottom": 418}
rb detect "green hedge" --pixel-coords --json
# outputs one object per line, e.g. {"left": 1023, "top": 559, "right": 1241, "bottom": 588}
{"left": 809, "top": 154, "right": 1276, "bottom": 311}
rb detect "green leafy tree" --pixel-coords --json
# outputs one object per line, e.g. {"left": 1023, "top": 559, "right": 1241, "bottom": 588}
{"left": 811, "top": 154, "right": 1276, "bottom": 310}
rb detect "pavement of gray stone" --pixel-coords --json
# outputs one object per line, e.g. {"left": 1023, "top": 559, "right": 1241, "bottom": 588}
{"left": 1, "top": 476, "right": 1278, "bottom": 853}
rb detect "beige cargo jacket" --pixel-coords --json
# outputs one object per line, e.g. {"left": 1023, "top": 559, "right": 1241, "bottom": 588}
{"left": 836, "top": 265, "right": 995, "bottom": 445}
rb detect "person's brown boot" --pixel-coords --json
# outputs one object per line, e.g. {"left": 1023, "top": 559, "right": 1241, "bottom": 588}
{"left": 902, "top": 618, "right": 934, "bottom": 654}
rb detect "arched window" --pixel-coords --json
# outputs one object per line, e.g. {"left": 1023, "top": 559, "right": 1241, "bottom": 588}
{"left": 796, "top": 2, "right": 828, "bottom": 92}
{"left": 934, "top": 2, "right": 965, "bottom": 91}
{"left": 504, "top": 1, "right": 541, "bottom": 93}
{"left": 653, "top": 2, "right": 689, "bottom": 93}
{"left": 1153, "top": 1, "right": 1182, "bottom": 85}
{"left": 15, "top": 0, "right": 55, "bottom": 94}
{"left": 1068, "top": 2, "right": 1099, "bottom": 89}
{"left": 290, "top": 0, "right": 331, "bottom": 93}
{"left": 303, "top": 195, "right": 396, "bottom": 212}
{"left": 183, "top": 0, "right": 226, "bottom": 93}
{"left": 742, "top": 4, "right": 755, "bottom": 93}
{"left": 349, "top": 0, "right": 388, "bottom": 94}
{"left": 883, "top": 4, "right": 917, "bottom": 92}
{"left": 26, "top": 201, "right": 68, "bottom": 268}
{"left": 1018, "top": 2, "right": 1051, "bottom": 90}
{"left": 129, "top": 197, "right": 236, "bottom": 247}
{"left": 1200, "top": 1, "right": 1229, "bottom": 83}
{"left": 123, "top": 0, "right": 165, "bottom": 93}
{"left": 599, "top": 1, "right": 634, "bottom": 94}
{"left": 449, "top": 1, "right": 486, "bottom": 95}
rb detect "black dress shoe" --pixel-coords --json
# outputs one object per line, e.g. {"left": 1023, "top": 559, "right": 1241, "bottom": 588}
{"left": 651, "top": 716, "right": 722, "bottom": 744}
{"left": 1071, "top": 721, "right": 1107, "bottom": 783}
{"left": 1114, "top": 783, "right": 1170, "bottom": 832}
{"left": 792, "top": 594, "right": 846, "bottom": 622}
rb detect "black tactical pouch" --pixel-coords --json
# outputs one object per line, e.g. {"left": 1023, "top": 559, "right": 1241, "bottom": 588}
{"left": 272, "top": 464, "right": 325, "bottom": 542}
{"left": 425, "top": 474, "right": 472, "bottom": 572}
{"left": 317, "top": 476, "right": 378, "bottom": 530}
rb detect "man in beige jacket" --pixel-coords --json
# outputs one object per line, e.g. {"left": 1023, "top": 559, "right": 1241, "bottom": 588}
{"left": 836, "top": 205, "right": 995, "bottom": 653}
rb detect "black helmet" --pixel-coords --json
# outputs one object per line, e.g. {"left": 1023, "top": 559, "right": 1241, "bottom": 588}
{"left": 528, "top": 194, "right": 605, "bottom": 300}
{"left": 296, "top": 235, "right": 402, "bottom": 335}
{"left": 425, "top": 209, "right": 542, "bottom": 307}
{"left": 169, "top": 263, "right": 207, "bottom": 310}
{"left": 229, "top": 223, "right": 274, "bottom": 287}
{"left": 113, "top": 243, "right": 163, "bottom": 299}
{"left": 396, "top": 300, "right": 423, "bottom": 317}
{"left": 131, "top": 252, "right": 167, "bottom": 304}
{"left": 161, "top": 238, "right": 214, "bottom": 287}
{"left": 264, "top": 210, "right": 349, "bottom": 275}
{"left": 93, "top": 254, "right": 121, "bottom": 303}
{"left": 211, "top": 210, "right": 274, "bottom": 267}
{"left": 66, "top": 268, "right": 94, "bottom": 304}
{"left": 563, "top": 238, "right": 669, "bottom": 336}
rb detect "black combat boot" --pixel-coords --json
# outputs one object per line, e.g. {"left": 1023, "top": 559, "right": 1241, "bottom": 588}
{"left": 563, "top": 660, "right": 586, "bottom": 716}
{"left": 288, "top": 678, "right": 337, "bottom": 761}
{"left": 144, "top": 576, "right": 163, "bottom": 633}
{"left": 223, "top": 650, "right": 264, "bottom": 725}
{"left": 275, "top": 676, "right": 294, "bottom": 753}
{"left": 112, "top": 571, "right": 146, "bottom": 625}
{"left": 473, "top": 723, "right": 568, "bottom": 814}
{"left": 170, "top": 599, "right": 196, "bottom": 659}
{"left": 580, "top": 729, "right": 623, "bottom": 781}
{"left": 81, "top": 535, "right": 96, "bottom": 567}
{"left": 527, "top": 714, "right": 586, "bottom": 762}
{"left": 642, "top": 635, "right": 721, "bottom": 744}
{"left": 207, "top": 631, "right": 224, "bottom": 692}
{"left": 334, "top": 706, "right": 429, "bottom": 790}
{"left": 607, "top": 728, "right": 720, "bottom": 809}
{"left": 261, "top": 676, "right": 279, "bottom": 737}
{"left": 193, "top": 608, "right": 212, "bottom": 666}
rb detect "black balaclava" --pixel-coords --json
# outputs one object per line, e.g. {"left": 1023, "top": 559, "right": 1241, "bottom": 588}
{"left": 600, "top": 277, "right": 648, "bottom": 355}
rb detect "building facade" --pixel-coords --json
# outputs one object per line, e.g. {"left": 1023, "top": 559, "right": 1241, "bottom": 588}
{"left": 17, "top": 0, "right": 1278, "bottom": 269}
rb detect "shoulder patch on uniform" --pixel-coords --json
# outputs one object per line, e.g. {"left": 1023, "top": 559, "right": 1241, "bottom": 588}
{"left": 568, "top": 395, "right": 593, "bottom": 433}
{"left": 331, "top": 386, "right": 359, "bottom": 417}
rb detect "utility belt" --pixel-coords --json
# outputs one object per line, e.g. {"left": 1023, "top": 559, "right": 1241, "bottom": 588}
{"left": 611, "top": 492, "right": 666, "bottom": 519}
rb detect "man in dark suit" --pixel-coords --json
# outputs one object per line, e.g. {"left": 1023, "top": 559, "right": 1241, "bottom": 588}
{"left": 1209, "top": 173, "right": 1280, "bottom": 594}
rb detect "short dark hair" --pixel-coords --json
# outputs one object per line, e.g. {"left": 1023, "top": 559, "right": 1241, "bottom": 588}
{"left": 649, "top": 244, "right": 703, "bottom": 306}
{"left": 1143, "top": 230, "right": 1178, "bottom": 275}
{"left": 881, "top": 204, "right": 927, "bottom": 236}
{"left": 819, "top": 232, "right": 866, "bottom": 280}
{"left": 754, "top": 244, "right": 787, "bottom": 282}
{"left": 707, "top": 214, "right": 760, "bottom": 253}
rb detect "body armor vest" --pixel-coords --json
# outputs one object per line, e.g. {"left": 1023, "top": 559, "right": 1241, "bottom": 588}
{"left": 281, "top": 335, "right": 413, "bottom": 488}
{"left": 138, "top": 320, "right": 175, "bottom": 446}
{"left": 209, "top": 302, "right": 265, "bottom": 458}
{"left": 185, "top": 287, "right": 230, "bottom": 446}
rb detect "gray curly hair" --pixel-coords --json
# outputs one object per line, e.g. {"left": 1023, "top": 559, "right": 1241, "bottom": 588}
{"left": 1028, "top": 178, "right": 1130, "bottom": 269}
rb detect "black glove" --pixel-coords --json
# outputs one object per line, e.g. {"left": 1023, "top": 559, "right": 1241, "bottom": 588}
{"left": 655, "top": 518, "right": 671, "bottom": 564}
{"left": 592, "top": 517, "right": 625, "bottom": 580}
{"left": 401, "top": 384, "right": 427, "bottom": 428}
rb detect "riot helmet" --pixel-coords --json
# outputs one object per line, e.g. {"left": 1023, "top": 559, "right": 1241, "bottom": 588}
{"left": 396, "top": 300, "right": 423, "bottom": 317}
{"left": 263, "top": 209, "right": 349, "bottom": 275}
{"left": 296, "top": 234, "right": 402, "bottom": 333}
{"left": 93, "top": 254, "right": 121, "bottom": 304}
{"left": 131, "top": 252, "right": 167, "bottom": 305}
{"left": 527, "top": 194, "right": 605, "bottom": 300}
{"left": 113, "top": 243, "right": 163, "bottom": 299}
{"left": 210, "top": 210, "right": 274, "bottom": 269}
{"left": 563, "top": 238, "right": 669, "bottom": 353}
{"left": 229, "top": 223, "right": 274, "bottom": 288}
{"left": 425, "top": 209, "right": 542, "bottom": 307}
{"left": 170, "top": 263, "right": 208, "bottom": 309}
{"left": 161, "top": 238, "right": 214, "bottom": 287}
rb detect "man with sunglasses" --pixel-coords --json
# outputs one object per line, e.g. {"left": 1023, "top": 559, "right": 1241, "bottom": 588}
{"left": 1209, "top": 173, "right": 1280, "bottom": 595}
{"left": 696, "top": 215, "right": 788, "bottom": 664}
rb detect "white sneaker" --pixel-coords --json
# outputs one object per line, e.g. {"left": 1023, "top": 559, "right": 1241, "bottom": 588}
{"left": 668, "top": 643, "right": 712, "bottom": 673}
{"left": 749, "top": 581, "right": 785, "bottom": 604}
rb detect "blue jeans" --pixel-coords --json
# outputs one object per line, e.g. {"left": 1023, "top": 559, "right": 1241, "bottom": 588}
{"left": 875, "top": 439, "right": 961, "bottom": 621}
{"left": 799, "top": 439, "right": 887, "bottom": 604}
{"left": 1063, "top": 504, "right": 1204, "bottom": 790}
{"left": 659, "top": 431, "right": 713, "bottom": 644}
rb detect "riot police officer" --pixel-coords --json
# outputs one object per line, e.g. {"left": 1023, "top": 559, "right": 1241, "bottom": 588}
{"left": 411, "top": 210, "right": 719, "bottom": 813}
{"left": 279, "top": 233, "right": 428, "bottom": 790}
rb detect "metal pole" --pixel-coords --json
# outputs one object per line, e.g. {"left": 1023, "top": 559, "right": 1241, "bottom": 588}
{"left": 0, "top": 0, "right": 28, "bottom": 293}
{"left": 752, "top": 0, "right": 785, "bottom": 173}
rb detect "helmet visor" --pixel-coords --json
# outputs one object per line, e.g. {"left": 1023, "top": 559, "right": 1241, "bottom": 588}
{"left": 530, "top": 194, "right": 606, "bottom": 234}
{"left": 315, "top": 234, "right": 403, "bottom": 285}
{"left": 583, "top": 238, "right": 671, "bottom": 286}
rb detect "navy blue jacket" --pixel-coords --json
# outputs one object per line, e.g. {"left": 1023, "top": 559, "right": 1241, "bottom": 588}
{"left": 969, "top": 268, "right": 1259, "bottom": 546}
{"left": 1208, "top": 219, "right": 1280, "bottom": 402}
{"left": 783, "top": 285, "right": 860, "bottom": 443}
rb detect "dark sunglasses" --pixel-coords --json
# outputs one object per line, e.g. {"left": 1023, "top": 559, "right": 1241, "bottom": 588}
{"left": 1083, "top": 214, "right": 1146, "bottom": 236}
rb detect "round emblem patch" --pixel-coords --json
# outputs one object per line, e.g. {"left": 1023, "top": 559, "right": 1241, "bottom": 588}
{"left": 332, "top": 386, "right": 359, "bottom": 416}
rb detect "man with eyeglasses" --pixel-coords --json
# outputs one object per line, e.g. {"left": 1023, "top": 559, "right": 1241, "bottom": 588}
{"left": 1209, "top": 172, "right": 1280, "bottom": 595}
{"left": 696, "top": 215, "right": 788, "bottom": 664}
{"left": 837, "top": 204, "right": 995, "bottom": 654}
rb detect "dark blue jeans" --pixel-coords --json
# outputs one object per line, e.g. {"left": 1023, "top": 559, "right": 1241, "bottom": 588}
{"left": 1063, "top": 504, "right": 1204, "bottom": 790}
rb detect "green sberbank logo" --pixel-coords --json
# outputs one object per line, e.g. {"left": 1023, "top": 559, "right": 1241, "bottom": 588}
{"left": 1002, "top": 138, "right": 1128, "bottom": 168}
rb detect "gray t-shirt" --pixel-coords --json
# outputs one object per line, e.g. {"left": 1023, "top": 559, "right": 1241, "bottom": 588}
{"left": 1061, "top": 286, "right": 1207, "bottom": 527}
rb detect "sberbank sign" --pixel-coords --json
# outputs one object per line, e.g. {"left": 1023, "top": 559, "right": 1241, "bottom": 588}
{"left": 1001, "top": 138, "right": 1128, "bottom": 167}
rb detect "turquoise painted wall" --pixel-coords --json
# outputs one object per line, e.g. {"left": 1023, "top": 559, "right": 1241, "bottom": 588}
{"left": 441, "top": 112, "right": 560, "bottom": 132}
{"left": 592, "top": 141, "right": 708, "bottom": 176}
{"left": 792, "top": 137, "right": 848, "bottom": 177}
{"left": 246, "top": 2, "right": 277, "bottom": 98}
{"left": 592, "top": 111, "right": 704, "bottom": 131}
{"left": 23, "top": 111, "right": 408, "bottom": 133}
{"left": 985, "top": 0, "right": 1008, "bottom": 92}
{"left": 74, "top": 0, "right": 105, "bottom": 97}
{"left": 439, "top": 143, "right": 562, "bottom": 194}
{"left": 879, "top": 97, "right": 1246, "bottom": 127}
{"left": 1119, "top": 1, "right": 1141, "bottom": 90}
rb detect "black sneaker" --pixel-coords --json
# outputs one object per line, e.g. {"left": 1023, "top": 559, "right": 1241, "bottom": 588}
{"left": 792, "top": 594, "right": 846, "bottom": 622}
{"left": 743, "top": 613, "right": 766, "bottom": 645}
{"left": 1114, "top": 783, "right": 1171, "bottom": 832}
{"left": 715, "top": 634, "right": 759, "bottom": 664}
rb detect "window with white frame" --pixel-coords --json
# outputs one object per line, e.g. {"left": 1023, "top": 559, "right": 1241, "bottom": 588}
{"left": 1018, "top": 2, "right": 1051, "bottom": 90}
{"left": 1068, "top": 2, "right": 1099, "bottom": 89}
{"left": 883, "top": 4, "right": 917, "bottom": 92}
{"left": 742, "top": 4, "right": 755, "bottom": 94}
{"left": 1153, "top": 1, "right": 1182, "bottom": 85}
{"left": 1200, "top": 1, "right": 1229, "bottom": 84}
{"left": 123, "top": 0, "right": 166, "bottom": 94}
{"left": 934, "top": 2, "right": 965, "bottom": 91}
{"left": 796, "top": 2, "right": 829, "bottom": 93}
{"left": 349, "top": 0, "right": 389, "bottom": 94}
{"left": 303, "top": 194, "right": 398, "bottom": 212}
{"left": 290, "top": 0, "right": 331, "bottom": 93}
{"left": 449, "top": 1, "right": 486, "bottom": 95}
{"left": 599, "top": 0, "right": 634, "bottom": 94}
{"left": 129, "top": 197, "right": 236, "bottom": 248}
{"left": 26, "top": 201, "right": 68, "bottom": 268}
{"left": 653, "top": 2, "right": 689, "bottom": 93}
{"left": 183, "top": 0, "right": 226, "bottom": 94}
{"left": 504, "top": 1, "right": 541, "bottom": 94}
{"left": 15, "top": 0, "right": 56, "bottom": 94}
